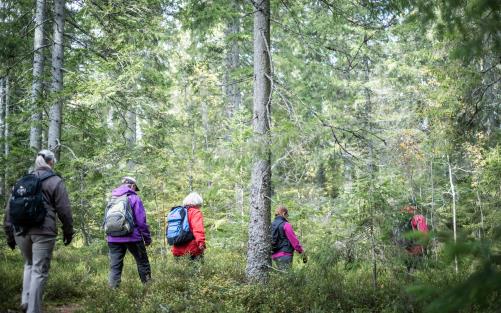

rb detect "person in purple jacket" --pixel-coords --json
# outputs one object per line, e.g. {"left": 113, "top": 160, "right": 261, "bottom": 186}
{"left": 271, "top": 206, "right": 306, "bottom": 269}
{"left": 106, "top": 176, "right": 152, "bottom": 288}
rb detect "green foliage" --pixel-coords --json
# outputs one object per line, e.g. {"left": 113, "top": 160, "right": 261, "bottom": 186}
{"left": 0, "top": 0, "right": 499, "bottom": 312}
{"left": 409, "top": 229, "right": 501, "bottom": 313}
{"left": 0, "top": 251, "right": 23, "bottom": 309}
{"left": 396, "top": 0, "right": 501, "bottom": 61}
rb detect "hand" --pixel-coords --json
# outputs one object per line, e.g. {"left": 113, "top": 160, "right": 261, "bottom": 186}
{"left": 198, "top": 244, "right": 205, "bottom": 252}
{"left": 63, "top": 232, "right": 73, "bottom": 246}
{"left": 7, "top": 240, "right": 16, "bottom": 250}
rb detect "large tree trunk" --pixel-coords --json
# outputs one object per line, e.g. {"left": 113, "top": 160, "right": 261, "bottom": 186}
{"left": 482, "top": 55, "right": 499, "bottom": 137}
{"left": 224, "top": 0, "right": 242, "bottom": 117}
{"left": 48, "top": 0, "right": 65, "bottom": 160}
{"left": 29, "top": 0, "right": 47, "bottom": 151}
{"left": 246, "top": 0, "right": 272, "bottom": 284}
{"left": 4, "top": 76, "right": 9, "bottom": 195}
{"left": 0, "top": 77, "right": 5, "bottom": 197}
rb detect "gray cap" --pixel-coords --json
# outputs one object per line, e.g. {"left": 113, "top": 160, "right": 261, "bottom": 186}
{"left": 122, "top": 176, "right": 140, "bottom": 191}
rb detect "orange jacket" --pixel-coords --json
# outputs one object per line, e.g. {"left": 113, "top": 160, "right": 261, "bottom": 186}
{"left": 171, "top": 206, "right": 206, "bottom": 257}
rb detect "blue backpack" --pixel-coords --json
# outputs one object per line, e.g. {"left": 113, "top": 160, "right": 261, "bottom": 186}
{"left": 166, "top": 206, "right": 194, "bottom": 245}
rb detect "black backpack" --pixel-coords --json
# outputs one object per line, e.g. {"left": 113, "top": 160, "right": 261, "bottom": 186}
{"left": 9, "top": 171, "right": 55, "bottom": 228}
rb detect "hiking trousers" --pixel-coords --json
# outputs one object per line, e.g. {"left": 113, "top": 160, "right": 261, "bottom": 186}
{"left": 108, "top": 241, "right": 151, "bottom": 288}
{"left": 273, "top": 255, "right": 293, "bottom": 270}
{"left": 15, "top": 234, "right": 56, "bottom": 313}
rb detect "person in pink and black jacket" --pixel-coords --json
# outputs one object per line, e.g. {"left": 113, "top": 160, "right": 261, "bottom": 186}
{"left": 271, "top": 206, "right": 306, "bottom": 269}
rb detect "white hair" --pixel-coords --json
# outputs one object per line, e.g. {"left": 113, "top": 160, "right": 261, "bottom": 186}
{"left": 35, "top": 149, "right": 56, "bottom": 169}
{"left": 183, "top": 192, "right": 203, "bottom": 207}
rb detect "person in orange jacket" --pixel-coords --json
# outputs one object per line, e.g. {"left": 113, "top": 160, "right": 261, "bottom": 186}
{"left": 171, "top": 192, "right": 206, "bottom": 261}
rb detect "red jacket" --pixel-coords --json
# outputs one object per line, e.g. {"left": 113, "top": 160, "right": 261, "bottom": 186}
{"left": 171, "top": 206, "right": 206, "bottom": 257}
{"left": 406, "top": 214, "right": 429, "bottom": 256}
{"left": 411, "top": 214, "right": 429, "bottom": 233}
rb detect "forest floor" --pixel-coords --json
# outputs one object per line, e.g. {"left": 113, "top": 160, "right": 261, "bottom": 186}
{"left": 0, "top": 242, "right": 497, "bottom": 313}
{"left": 47, "top": 304, "right": 82, "bottom": 313}
{"left": 3, "top": 302, "right": 81, "bottom": 313}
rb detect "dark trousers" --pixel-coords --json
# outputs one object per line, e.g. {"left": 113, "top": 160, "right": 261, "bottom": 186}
{"left": 108, "top": 241, "right": 151, "bottom": 288}
{"left": 273, "top": 255, "right": 293, "bottom": 270}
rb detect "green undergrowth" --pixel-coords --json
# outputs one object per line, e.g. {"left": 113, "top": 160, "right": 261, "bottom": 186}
{"left": 0, "top": 241, "right": 497, "bottom": 313}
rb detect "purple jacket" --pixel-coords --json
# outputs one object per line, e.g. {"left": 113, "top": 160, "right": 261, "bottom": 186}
{"left": 106, "top": 185, "right": 151, "bottom": 244}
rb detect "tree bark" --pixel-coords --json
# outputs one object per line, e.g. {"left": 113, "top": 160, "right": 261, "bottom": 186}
{"left": 224, "top": 0, "right": 242, "bottom": 118}
{"left": 3, "top": 76, "right": 10, "bottom": 190}
{"left": 447, "top": 154, "right": 459, "bottom": 274}
{"left": 107, "top": 107, "right": 114, "bottom": 129}
{"left": 430, "top": 158, "right": 438, "bottom": 260}
{"left": 246, "top": 0, "right": 272, "bottom": 284}
{"left": 48, "top": 0, "right": 65, "bottom": 160}
{"left": 29, "top": 0, "right": 47, "bottom": 151}
{"left": 476, "top": 190, "right": 484, "bottom": 239}
{"left": 4, "top": 76, "right": 9, "bottom": 195}
{"left": 0, "top": 77, "right": 4, "bottom": 196}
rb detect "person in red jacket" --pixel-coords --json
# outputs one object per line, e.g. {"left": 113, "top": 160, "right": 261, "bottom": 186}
{"left": 402, "top": 205, "right": 429, "bottom": 256}
{"left": 401, "top": 205, "right": 429, "bottom": 272}
{"left": 171, "top": 192, "right": 206, "bottom": 261}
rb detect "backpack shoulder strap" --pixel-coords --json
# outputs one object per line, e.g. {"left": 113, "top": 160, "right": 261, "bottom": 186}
{"left": 277, "top": 220, "right": 285, "bottom": 230}
{"left": 277, "top": 220, "right": 287, "bottom": 237}
{"left": 37, "top": 170, "right": 57, "bottom": 182}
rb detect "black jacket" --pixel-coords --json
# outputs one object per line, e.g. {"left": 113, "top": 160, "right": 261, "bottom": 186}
{"left": 271, "top": 216, "right": 294, "bottom": 254}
